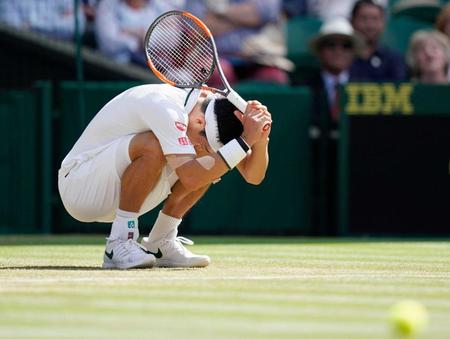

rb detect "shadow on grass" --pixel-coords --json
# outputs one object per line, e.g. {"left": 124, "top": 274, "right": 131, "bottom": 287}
{"left": 0, "top": 235, "right": 449, "bottom": 247}
{"left": 0, "top": 265, "right": 197, "bottom": 271}
{"left": 0, "top": 265, "right": 103, "bottom": 271}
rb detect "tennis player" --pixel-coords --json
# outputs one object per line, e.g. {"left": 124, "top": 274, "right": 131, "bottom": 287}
{"left": 58, "top": 84, "right": 271, "bottom": 269}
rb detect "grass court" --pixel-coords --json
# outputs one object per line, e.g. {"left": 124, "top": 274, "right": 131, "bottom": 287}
{"left": 1, "top": 236, "right": 449, "bottom": 338}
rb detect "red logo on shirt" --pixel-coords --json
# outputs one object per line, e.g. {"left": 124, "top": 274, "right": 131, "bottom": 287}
{"left": 178, "top": 137, "right": 190, "bottom": 145}
{"left": 175, "top": 122, "right": 187, "bottom": 131}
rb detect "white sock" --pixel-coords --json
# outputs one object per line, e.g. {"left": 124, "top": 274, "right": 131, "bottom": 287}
{"left": 109, "top": 209, "right": 139, "bottom": 241}
{"left": 148, "top": 211, "right": 181, "bottom": 242}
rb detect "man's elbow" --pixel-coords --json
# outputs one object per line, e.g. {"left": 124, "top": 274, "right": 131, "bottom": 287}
{"left": 245, "top": 174, "right": 265, "bottom": 185}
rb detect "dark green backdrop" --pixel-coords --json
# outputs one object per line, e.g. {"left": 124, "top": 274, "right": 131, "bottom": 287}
{"left": 0, "top": 82, "right": 312, "bottom": 235}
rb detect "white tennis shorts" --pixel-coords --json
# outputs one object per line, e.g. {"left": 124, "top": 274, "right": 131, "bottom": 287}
{"left": 58, "top": 134, "right": 172, "bottom": 223}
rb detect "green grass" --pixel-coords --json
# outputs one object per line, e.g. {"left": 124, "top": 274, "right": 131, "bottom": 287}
{"left": 0, "top": 236, "right": 449, "bottom": 339}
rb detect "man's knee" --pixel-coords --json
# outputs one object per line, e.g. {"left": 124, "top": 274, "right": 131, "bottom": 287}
{"left": 129, "top": 132, "right": 165, "bottom": 166}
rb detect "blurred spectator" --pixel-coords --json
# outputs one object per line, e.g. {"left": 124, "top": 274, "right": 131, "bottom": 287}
{"left": 350, "top": 0, "right": 407, "bottom": 81}
{"left": 83, "top": 0, "right": 99, "bottom": 23}
{"left": 187, "top": 0, "right": 290, "bottom": 86}
{"left": 82, "top": 0, "right": 99, "bottom": 47}
{"left": 299, "top": 18, "right": 362, "bottom": 235}
{"left": 301, "top": 18, "right": 362, "bottom": 123}
{"left": 436, "top": 3, "right": 450, "bottom": 38}
{"left": 406, "top": 30, "right": 450, "bottom": 84}
{"left": 95, "top": 0, "right": 184, "bottom": 65}
{"left": 435, "top": 2, "right": 450, "bottom": 79}
{"left": 282, "top": 0, "right": 308, "bottom": 18}
{"left": 306, "top": 0, "right": 388, "bottom": 20}
{"left": 392, "top": 0, "right": 441, "bottom": 23}
{"left": 307, "top": 0, "right": 356, "bottom": 20}
{"left": 0, "top": 0, "right": 85, "bottom": 41}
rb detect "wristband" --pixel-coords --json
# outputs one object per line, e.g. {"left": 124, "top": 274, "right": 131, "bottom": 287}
{"left": 217, "top": 138, "right": 248, "bottom": 169}
{"left": 236, "top": 136, "right": 250, "bottom": 152}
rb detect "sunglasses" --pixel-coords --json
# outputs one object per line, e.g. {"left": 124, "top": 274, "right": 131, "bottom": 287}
{"left": 320, "top": 40, "right": 354, "bottom": 50}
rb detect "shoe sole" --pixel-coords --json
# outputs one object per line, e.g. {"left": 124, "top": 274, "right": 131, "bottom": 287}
{"left": 102, "top": 258, "right": 155, "bottom": 270}
{"left": 141, "top": 238, "right": 210, "bottom": 268}
{"left": 154, "top": 258, "right": 210, "bottom": 268}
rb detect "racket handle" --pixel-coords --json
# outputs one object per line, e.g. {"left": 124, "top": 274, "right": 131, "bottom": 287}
{"left": 228, "top": 89, "right": 271, "bottom": 132}
{"left": 227, "top": 90, "right": 247, "bottom": 113}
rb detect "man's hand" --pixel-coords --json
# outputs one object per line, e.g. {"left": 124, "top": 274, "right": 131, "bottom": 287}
{"left": 234, "top": 100, "right": 272, "bottom": 147}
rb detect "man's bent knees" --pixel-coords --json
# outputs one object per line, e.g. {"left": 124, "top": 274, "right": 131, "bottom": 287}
{"left": 129, "top": 131, "right": 166, "bottom": 164}
{"left": 119, "top": 132, "right": 167, "bottom": 212}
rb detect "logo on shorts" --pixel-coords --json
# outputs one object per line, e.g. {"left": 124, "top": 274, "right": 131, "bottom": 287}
{"left": 175, "top": 121, "right": 187, "bottom": 131}
{"left": 128, "top": 220, "right": 135, "bottom": 229}
{"left": 178, "top": 137, "right": 191, "bottom": 146}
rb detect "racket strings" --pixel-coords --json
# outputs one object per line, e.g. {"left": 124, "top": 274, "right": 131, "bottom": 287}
{"left": 152, "top": 21, "right": 208, "bottom": 82}
{"left": 159, "top": 19, "right": 213, "bottom": 83}
{"left": 149, "top": 27, "right": 209, "bottom": 84}
{"left": 163, "top": 17, "right": 214, "bottom": 68}
{"left": 146, "top": 14, "right": 215, "bottom": 86}
{"left": 149, "top": 33, "right": 194, "bottom": 84}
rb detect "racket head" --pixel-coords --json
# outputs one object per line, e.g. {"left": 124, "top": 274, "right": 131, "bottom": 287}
{"left": 144, "top": 11, "right": 217, "bottom": 88}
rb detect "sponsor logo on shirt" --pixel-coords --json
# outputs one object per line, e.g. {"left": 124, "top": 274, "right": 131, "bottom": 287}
{"left": 178, "top": 137, "right": 191, "bottom": 146}
{"left": 175, "top": 121, "right": 187, "bottom": 131}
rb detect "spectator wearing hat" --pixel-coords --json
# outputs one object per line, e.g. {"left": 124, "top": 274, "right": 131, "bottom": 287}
{"left": 302, "top": 17, "right": 362, "bottom": 124}
{"left": 406, "top": 29, "right": 450, "bottom": 84}
{"left": 298, "top": 18, "right": 362, "bottom": 234}
{"left": 349, "top": 0, "right": 407, "bottom": 81}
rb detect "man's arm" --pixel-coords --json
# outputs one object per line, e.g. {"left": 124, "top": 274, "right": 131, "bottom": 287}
{"left": 236, "top": 137, "right": 269, "bottom": 185}
{"left": 169, "top": 152, "right": 229, "bottom": 192}
{"left": 169, "top": 102, "right": 271, "bottom": 192}
{"left": 236, "top": 102, "right": 271, "bottom": 185}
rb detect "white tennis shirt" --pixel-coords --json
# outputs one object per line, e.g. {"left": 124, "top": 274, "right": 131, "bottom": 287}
{"left": 60, "top": 84, "right": 199, "bottom": 173}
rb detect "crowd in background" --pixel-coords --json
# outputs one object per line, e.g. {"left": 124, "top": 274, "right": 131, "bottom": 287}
{"left": 1, "top": 0, "right": 449, "bottom": 234}
{"left": 0, "top": 0, "right": 449, "bottom": 105}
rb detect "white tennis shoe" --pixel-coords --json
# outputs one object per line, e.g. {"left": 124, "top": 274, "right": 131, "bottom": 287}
{"left": 141, "top": 236, "right": 210, "bottom": 268}
{"left": 102, "top": 238, "right": 155, "bottom": 269}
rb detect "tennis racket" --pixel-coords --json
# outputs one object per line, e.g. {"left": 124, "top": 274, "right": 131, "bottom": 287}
{"left": 144, "top": 10, "right": 269, "bottom": 130}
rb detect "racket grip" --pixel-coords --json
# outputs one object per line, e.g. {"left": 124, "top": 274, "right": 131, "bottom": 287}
{"left": 227, "top": 90, "right": 247, "bottom": 113}
{"left": 228, "top": 89, "right": 271, "bottom": 132}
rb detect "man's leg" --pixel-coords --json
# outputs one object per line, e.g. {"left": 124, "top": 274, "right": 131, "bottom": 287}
{"left": 104, "top": 132, "right": 166, "bottom": 269}
{"left": 142, "top": 181, "right": 212, "bottom": 267}
{"left": 164, "top": 180, "right": 211, "bottom": 218}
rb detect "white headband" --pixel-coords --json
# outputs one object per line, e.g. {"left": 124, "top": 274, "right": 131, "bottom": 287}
{"left": 204, "top": 98, "right": 224, "bottom": 152}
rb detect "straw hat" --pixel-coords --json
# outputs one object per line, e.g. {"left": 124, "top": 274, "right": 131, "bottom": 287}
{"left": 309, "top": 17, "right": 364, "bottom": 55}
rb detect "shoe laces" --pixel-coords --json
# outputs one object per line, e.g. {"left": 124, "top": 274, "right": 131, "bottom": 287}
{"left": 117, "top": 239, "right": 147, "bottom": 257}
{"left": 176, "top": 236, "right": 194, "bottom": 245}
{"left": 168, "top": 236, "right": 194, "bottom": 256}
